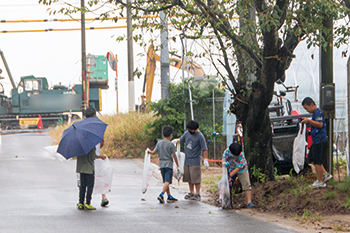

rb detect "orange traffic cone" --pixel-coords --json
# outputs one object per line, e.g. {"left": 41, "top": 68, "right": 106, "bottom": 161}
{"left": 37, "top": 114, "right": 43, "bottom": 129}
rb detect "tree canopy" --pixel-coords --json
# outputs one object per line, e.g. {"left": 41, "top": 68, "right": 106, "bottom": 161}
{"left": 40, "top": 0, "right": 350, "bottom": 180}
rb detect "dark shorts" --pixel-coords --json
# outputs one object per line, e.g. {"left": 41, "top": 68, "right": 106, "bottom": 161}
{"left": 160, "top": 167, "right": 173, "bottom": 184}
{"left": 309, "top": 142, "right": 327, "bottom": 165}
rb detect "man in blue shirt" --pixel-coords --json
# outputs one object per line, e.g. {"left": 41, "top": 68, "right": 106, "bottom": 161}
{"left": 301, "top": 97, "right": 332, "bottom": 188}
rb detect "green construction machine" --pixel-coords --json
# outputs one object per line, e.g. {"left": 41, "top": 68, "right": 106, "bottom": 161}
{"left": 0, "top": 49, "right": 106, "bottom": 129}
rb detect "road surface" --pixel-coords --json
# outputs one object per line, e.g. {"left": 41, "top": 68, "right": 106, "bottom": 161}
{"left": 0, "top": 132, "right": 297, "bottom": 233}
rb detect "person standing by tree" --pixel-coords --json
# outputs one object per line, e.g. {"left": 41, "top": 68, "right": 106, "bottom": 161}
{"left": 178, "top": 120, "right": 209, "bottom": 201}
{"left": 301, "top": 97, "right": 332, "bottom": 188}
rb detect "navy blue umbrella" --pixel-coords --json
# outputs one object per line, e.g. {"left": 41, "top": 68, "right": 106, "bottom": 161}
{"left": 57, "top": 117, "right": 108, "bottom": 160}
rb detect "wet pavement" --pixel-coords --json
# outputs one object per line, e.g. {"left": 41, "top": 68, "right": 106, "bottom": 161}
{"left": 0, "top": 132, "right": 297, "bottom": 233}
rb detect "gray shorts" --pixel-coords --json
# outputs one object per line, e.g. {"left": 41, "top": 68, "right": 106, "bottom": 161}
{"left": 183, "top": 165, "right": 201, "bottom": 184}
{"left": 237, "top": 172, "right": 252, "bottom": 191}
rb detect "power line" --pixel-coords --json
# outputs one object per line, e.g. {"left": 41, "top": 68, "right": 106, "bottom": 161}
{"left": 0, "top": 15, "right": 159, "bottom": 23}
{"left": 0, "top": 22, "right": 172, "bottom": 33}
{"left": 0, "top": 25, "right": 127, "bottom": 33}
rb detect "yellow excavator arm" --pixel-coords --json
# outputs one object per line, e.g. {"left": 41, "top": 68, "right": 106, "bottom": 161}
{"left": 142, "top": 44, "right": 205, "bottom": 103}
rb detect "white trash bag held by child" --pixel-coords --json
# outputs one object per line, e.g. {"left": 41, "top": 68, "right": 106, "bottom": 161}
{"left": 293, "top": 123, "right": 307, "bottom": 174}
{"left": 94, "top": 157, "right": 114, "bottom": 194}
{"left": 172, "top": 139, "right": 185, "bottom": 181}
{"left": 142, "top": 149, "right": 159, "bottom": 194}
{"left": 218, "top": 165, "right": 231, "bottom": 209}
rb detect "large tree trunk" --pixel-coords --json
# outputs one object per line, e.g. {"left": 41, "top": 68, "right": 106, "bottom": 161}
{"left": 232, "top": 2, "right": 277, "bottom": 182}
{"left": 243, "top": 108, "right": 274, "bottom": 182}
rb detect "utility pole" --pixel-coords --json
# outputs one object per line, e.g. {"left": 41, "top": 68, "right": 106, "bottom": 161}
{"left": 319, "top": 17, "right": 334, "bottom": 174}
{"left": 81, "top": 0, "right": 87, "bottom": 111}
{"left": 127, "top": 0, "right": 135, "bottom": 112}
{"left": 160, "top": 11, "right": 170, "bottom": 100}
{"left": 347, "top": 58, "right": 350, "bottom": 177}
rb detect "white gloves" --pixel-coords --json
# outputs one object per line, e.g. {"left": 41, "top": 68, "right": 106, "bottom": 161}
{"left": 204, "top": 159, "right": 209, "bottom": 169}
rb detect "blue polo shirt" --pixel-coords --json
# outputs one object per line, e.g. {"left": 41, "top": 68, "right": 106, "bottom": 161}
{"left": 311, "top": 108, "right": 328, "bottom": 144}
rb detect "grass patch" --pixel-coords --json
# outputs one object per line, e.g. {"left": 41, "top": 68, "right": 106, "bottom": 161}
{"left": 208, "top": 184, "right": 218, "bottom": 194}
{"left": 300, "top": 209, "right": 322, "bottom": 224}
{"left": 324, "top": 191, "right": 336, "bottom": 199}
{"left": 335, "top": 177, "right": 350, "bottom": 194}
{"left": 203, "top": 175, "right": 221, "bottom": 184}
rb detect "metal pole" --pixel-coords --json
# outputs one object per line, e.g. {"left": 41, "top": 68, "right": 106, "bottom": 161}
{"left": 81, "top": 0, "right": 87, "bottom": 110}
{"left": 116, "top": 54, "right": 119, "bottom": 114}
{"left": 160, "top": 12, "right": 170, "bottom": 100}
{"left": 213, "top": 89, "right": 216, "bottom": 163}
{"left": 347, "top": 57, "right": 350, "bottom": 177}
{"left": 127, "top": 0, "right": 135, "bottom": 112}
{"left": 185, "top": 37, "right": 194, "bottom": 120}
{"left": 180, "top": 34, "right": 186, "bottom": 131}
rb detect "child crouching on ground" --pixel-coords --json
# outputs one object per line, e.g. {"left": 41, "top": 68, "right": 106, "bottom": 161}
{"left": 223, "top": 142, "right": 255, "bottom": 208}
{"left": 148, "top": 126, "right": 179, "bottom": 203}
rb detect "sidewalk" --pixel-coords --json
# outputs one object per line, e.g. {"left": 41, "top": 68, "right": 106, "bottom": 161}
{"left": 133, "top": 158, "right": 212, "bottom": 202}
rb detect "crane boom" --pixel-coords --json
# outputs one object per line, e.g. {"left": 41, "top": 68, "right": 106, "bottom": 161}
{"left": 142, "top": 44, "right": 206, "bottom": 103}
{"left": 0, "top": 49, "right": 16, "bottom": 88}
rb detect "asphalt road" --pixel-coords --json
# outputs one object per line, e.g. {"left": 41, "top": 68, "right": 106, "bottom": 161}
{"left": 0, "top": 132, "right": 297, "bottom": 233}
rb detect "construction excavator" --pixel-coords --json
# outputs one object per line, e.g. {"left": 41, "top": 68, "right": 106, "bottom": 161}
{"left": 138, "top": 44, "right": 206, "bottom": 112}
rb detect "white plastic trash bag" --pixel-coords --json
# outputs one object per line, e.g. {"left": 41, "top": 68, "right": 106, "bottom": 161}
{"left": 94, "top": 157, "right": 114, "bottom": 194}
{"left": 142, "top": 149, "right": 159, "bottom": 194}
{"left": 218, "top": 165, "right": 231, "bottom": 209}
{"left": 172, "top": 140, "right": 185, "bottom": 181}
{"left": 292, "top": 123, "right": 308, "bottom": 174}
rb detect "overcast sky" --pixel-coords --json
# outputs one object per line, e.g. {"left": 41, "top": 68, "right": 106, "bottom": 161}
{"left": 0, "top": 1, "right": 348, "bottom": 117}
{"left": 0, "top": 0, "right": 194, "bottom": 114}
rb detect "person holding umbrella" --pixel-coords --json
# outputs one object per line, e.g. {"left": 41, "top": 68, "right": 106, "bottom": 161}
{"left": 57, "top": 107, "right": 108, "bottom": 210}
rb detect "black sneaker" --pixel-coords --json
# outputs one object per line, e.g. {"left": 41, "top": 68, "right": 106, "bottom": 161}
{"left": 157, "top": 194, "right": 165, "bottom": 204}
{"left": 184, "top": 193, "right": 194, "bottom": 200}
{"left": 101, "top": 199, "right": 109, "bottom": 207}
{"left": 167, "top": 196, "right": 178, "bottom": 203}
{"left": 191, "top": 194, "right": 201, "bottom": 201}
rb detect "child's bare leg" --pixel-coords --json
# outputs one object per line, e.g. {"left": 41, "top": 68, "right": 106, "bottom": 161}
{"left": 195, "top": 183, "right": 201, "bottom": 195}
{"left": 245, "top": 190, "right": 252, "bottom": 204}
{"left": 188, "top": 183, "right": 195, "bottom": 194}
{"left": 163, "top": 182, "right": 170, "bottom": 195}
{"left": 320, "top": 165, "right": 328, "bottom": 176}
{"left": 314, "top": 164, "right": 324, "bottom": 182}
{"left": 102, "top": 194, "right": 107, "bottom": 200}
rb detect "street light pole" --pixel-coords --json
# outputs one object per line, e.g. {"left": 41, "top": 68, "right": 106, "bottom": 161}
{"left": 127, "top": 0, "right": 135, "bottom": 112}
{"left": 160, "top": 11, "right": 169, "bottom": 100}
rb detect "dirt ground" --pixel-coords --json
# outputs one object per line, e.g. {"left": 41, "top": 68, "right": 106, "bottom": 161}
{"left": 200, "top": 165, "right": 350, "bottom": 233}
{"left": 149, "top": 157, "right": 350, "bottom": 232}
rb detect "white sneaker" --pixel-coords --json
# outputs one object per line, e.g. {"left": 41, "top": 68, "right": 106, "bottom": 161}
{"left": 313, "top": 180, "right": 326, "bottom": 188}
{"left": 323, "top": 173, "right": 333, "bottom": 182}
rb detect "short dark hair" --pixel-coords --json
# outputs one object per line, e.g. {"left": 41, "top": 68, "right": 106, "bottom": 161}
{"left": 85, "top": 107, "right": 96, "bottom": 118}
{"left": 229, "top": 142, "right": 242, "bottom": 156}
{"left": 186, "top": 120, "right": 199, "bottom": 130}
{"left": 302, "top": 97, "right": 315, "bottom": 106}
{"left": 163, "top": 126, "right": 173, "bottom": 137}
